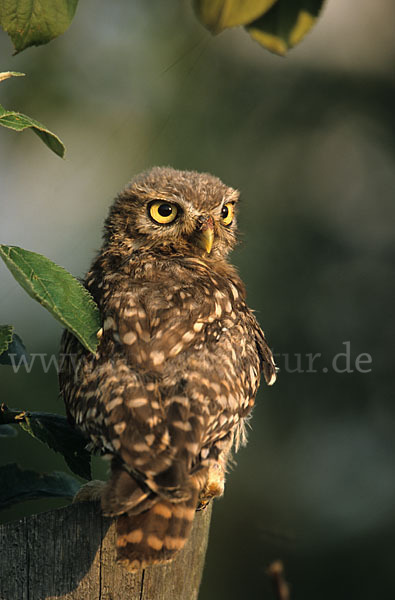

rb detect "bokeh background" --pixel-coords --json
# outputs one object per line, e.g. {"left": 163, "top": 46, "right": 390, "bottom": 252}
{"left": 1, "top": 1, "right": 394, "bottom": 598}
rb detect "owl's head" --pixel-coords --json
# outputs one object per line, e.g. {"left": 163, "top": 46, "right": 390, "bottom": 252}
{"left": 104, "top": 167, "right": 239, "bottom": 260}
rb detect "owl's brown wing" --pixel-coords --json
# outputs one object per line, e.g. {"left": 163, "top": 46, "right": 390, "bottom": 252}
{"left": 250, "top": 312, "right": 277, "bottom": 387}
{"left": 61, "top": 281, "right": 210, "bottom": 480}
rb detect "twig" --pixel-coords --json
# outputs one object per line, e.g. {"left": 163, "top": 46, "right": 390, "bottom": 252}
{"left": 0, "top": 403, "right": 28, "bottom": 424}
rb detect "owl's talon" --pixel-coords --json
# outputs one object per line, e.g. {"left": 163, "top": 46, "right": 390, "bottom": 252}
{"left": 196, "top": 499, "right": 211, "bottom": 511}
{"left": 199, "top": 462, "right": 226, "bottom": 507}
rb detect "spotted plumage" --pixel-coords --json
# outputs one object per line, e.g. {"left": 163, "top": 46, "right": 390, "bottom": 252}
{"left": 59, "top": 167, "right": 276, "bottom": 570}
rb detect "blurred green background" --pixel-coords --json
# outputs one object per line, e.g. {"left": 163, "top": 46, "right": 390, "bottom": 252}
{"left": 1, "top": 1, "right": 395, "bottom": 598}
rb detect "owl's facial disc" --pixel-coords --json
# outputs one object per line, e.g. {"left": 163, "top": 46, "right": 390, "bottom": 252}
{"left": 196, "top": 216, "right": 215, "bottom": 254}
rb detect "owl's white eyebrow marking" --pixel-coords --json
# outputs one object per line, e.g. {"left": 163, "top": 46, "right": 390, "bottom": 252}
{"left": 224, "top": 188, "right": 239, "bottom": 203}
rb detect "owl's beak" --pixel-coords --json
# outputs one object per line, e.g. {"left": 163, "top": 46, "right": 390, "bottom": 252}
{"left": 196, "top": 217, "right": 214, "bottom": 254}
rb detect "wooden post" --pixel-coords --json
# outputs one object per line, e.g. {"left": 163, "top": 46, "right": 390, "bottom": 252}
{"left": 0, "top": 502, "right": 212, "bottom": 600}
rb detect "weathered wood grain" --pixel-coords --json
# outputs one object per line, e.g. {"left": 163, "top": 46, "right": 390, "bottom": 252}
{"left": 0, "top": 502, "right": 212, "bottom": 600}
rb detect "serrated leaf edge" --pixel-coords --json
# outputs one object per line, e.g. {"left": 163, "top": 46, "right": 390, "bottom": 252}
{"left": 0, "top": 245, "right": 100, "bottom": 354}
{"left": 0, "top": 107, "right": 65, "bottom": 158}
{"left": 0, "top": 324, "right": 14, "bottom": 356}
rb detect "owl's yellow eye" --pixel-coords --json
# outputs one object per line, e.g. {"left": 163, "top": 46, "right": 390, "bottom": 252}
{"left": 149, "top": 201, "right": 178, "bottom": 224}
{"left": 221, "top": 202, "right": 234, "bottom": 226}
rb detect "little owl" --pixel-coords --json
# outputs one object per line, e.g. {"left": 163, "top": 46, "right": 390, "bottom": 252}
{"left": 59, "top": 167, "right": 276, "bottom": 570}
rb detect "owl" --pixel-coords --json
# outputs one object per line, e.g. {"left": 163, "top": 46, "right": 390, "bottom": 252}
{"left": 59, "top": 167, "right": 276, "bottom": 570}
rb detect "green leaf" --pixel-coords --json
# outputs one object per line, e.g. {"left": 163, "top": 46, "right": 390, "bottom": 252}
{"left": 194, "top": 0, "right": 278, "bottom": 33}
{"left": 0, "top": 405, "right": 92, "bottom": 480}
{"left": 0, "top": 0, "right": 79, "bottom": 53}
{"left": 0, "top": 103, "right": 65, "bottom": 158}
{"left": 0, "top": 245, "right": 101, "bottom": 354}
{"left": 247, "top": 0, "right": 324, "bottom": 55}
{"left": 0, "top": 463, "right": 81, "bottom": 510}
{"left": 0, "top": 332, "right": 29, "bottom": 366}
{"left": 0, "top": 424, "right": 17, "bottom": 437}
{"left": 20, "top": 411, "right": 92, "bottom": 480}
{"left": 0, "top": 325, "right": 13, "bottom": 355}
{"left": 0, "top": 71, "right": 25, "bottom": 83}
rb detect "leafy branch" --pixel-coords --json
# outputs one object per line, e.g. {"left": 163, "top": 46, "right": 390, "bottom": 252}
{"left": 0, "top": 0, "right": 78, "bottom": 54}
{"left": 195, "top": 0, "right": 325, "bottom": 55}
{"left": 0, "top": 245, "right": 101, "bottom": 355}
{"left": 0, "top": 71, "right": 65, "bottom": 157}
{"left": 0, "top": 403, "right": 92, "bottom": 481}
{"left": 0, "top": 329, "right": 29, "bottom": 366}
{"left": 0, "top": 325, "right": 13, "bottom": 356}
{"left": 0, "top": 0, "right": 325, "bottom": 56}
{"left": 0, "top": 463, "right": 81, "bottom": 510}
{"left": 0, "top": 246, "right": 100, "bottom": 507}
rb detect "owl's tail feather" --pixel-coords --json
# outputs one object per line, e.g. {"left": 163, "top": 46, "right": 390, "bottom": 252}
{"left": 116, "top": 487, "right": 199, "bottom": 570}
{"left": 101, "top": 466, "right": 157, "bottom": 516}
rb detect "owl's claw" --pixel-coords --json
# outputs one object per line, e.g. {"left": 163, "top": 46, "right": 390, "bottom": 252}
{"left": 196, "top": 498, "right": 211, "bottom": 511}
{"left": 198, "top": 462, "right": 226, "bottom": 511}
